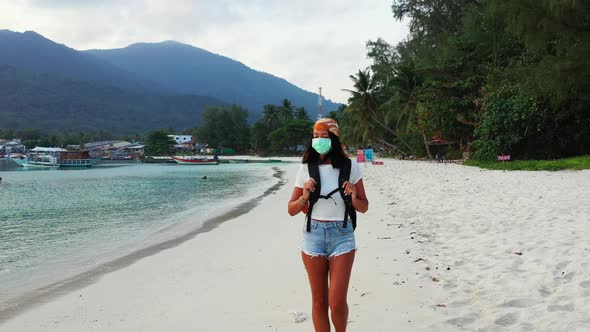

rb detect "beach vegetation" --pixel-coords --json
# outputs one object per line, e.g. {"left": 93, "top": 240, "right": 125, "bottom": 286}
{"left": 195, "top": 105, "right": 250, "bottom": 153}
{"left": 340, "top": 0, "right": 590, "bottom": 161}
{"left": 251, "top": 99, "right": 314, "bottom": 155}
{"left": 465, "top": 155, "right": 590, "bottom": 171}
{"left": 144, "top": 130, "right": 176, "bottom": 156}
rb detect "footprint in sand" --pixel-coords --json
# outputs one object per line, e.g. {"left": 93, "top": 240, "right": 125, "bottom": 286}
{"left": 548, "top": 303, "right": 574, "bottom": 312}
{"left": 443, "top": 281, "right": 457, "bottom": 289}
{"left": 499, "top": 298, "right": 536, "bottom": 308}
{"left": 445, "top": 313, "right": 479, "bottom": 327}
{"left": 494, "top": 312, "right": 520, "bottom": 327}
{"left": 291, "top": 311, "right": 308, "bottom": 323}
{"left": 564, "top": 321, "right": 590, "bottom": 332}
{"left": 563, "top": 272, "right": 576, "bottom": 281}
{"left": 538, "top": 286, "right": 552, "bottom": 297}
{"left": 556, "top": 260, "right": 572, "bottom": 270}
{"left": 520, "top": 322, "right": 536, "bottom": 331}
{"left": 449, "top": 299, "right": 471, "bottom": 307}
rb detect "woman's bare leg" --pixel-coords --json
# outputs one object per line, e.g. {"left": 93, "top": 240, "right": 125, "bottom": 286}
{"left": 302, "top": 252, "right": 330, "bottom": 332}
{"left": 328, "top": 250, "right": 355, "bottom": 332}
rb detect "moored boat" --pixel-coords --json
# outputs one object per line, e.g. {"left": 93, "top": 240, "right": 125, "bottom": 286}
{"left": 13, "top": 147, "right": 94, "bottom": 168}
{"left": 59, "top": 150, "right": 95, "bottom": 167}
{"left": 172, "top": 156, "right": 219, "bottom": 165}
{"left": 140, "top": 156, "right": 177, "bottom": 164}
{"left": 220, "top": 158, "right": 282, "bottom": 164}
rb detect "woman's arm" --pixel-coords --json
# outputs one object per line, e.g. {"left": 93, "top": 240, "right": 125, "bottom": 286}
{"left": 287, "top": 179, "right": 316, "bottom": 216}
{"left": 343, "top": 179, "right": 369, "bottom": 213}
{"left": 288, "top": 187, "right": 306, "bottom": 216}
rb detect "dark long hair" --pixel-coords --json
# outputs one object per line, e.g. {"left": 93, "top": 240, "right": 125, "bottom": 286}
{"left": 302, "top": 132, "right": 348, "bottom": 169}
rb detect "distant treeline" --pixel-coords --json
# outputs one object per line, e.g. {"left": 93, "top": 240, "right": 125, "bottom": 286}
{"left": 188, "top": 99, "right": 316, "bottom": 155}
{"left": 1, "top": 99, "right": 323, "bottom": 156}
{"left": 337, "top": 0, "right": 590, "bottom": 160}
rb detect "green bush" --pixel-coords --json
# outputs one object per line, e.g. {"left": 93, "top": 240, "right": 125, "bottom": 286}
{"left": 466, "top": 155, "right": 590, "bottom": 171}
{"left": 472, "top": 83, "right": 541, "bottom": 161}
{"left": 396, "top": 131, "right": 428, "bottom": 157}
{"left": 445, "top": 148, "right": 463, "bottom": 160}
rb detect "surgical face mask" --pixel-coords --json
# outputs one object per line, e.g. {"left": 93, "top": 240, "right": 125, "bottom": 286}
{"left": 312, "top": 137, "right": 332, "bottom": 155}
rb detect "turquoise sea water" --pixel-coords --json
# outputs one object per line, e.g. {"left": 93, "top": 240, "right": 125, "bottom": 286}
{"left": 0, "top": 162, "right": 279, "bottom": 302}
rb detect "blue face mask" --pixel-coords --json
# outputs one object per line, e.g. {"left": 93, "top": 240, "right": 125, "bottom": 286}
{"left": 312, "top": 138, "right": 332, "bottom": 155}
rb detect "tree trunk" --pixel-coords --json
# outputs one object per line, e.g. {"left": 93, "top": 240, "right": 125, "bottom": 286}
{"left": 370, "top": 113, "right": 414, "bottom": 154}
{"left": 376, "top": 137, "right": 404, "bottom": 155}
{"left": 422, "top": 131, "right": 433, "bottom": 159}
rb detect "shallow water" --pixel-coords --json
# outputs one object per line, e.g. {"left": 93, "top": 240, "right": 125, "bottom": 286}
{"left": 0, "top": 162, "right": 277, "bottom": 300}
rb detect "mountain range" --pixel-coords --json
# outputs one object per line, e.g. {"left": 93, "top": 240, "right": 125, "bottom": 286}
{"left": 0, "top": 30, "right": 339, "bottom": 134}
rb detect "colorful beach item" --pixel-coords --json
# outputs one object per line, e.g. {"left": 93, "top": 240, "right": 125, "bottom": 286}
{"left": 365, "top": 148, "right": 374, "bottom": 162}
{"left": 356, "top": 149, "right": 365, "bottom": 163}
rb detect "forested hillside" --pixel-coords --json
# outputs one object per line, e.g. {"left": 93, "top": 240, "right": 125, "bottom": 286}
{"left": 340, "top": 0, "right": 590, "bottom": 160}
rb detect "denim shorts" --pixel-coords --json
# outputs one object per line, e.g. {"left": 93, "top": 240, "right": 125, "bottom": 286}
{"left": 300, "top": 219, "right": 356, "bottom": 258}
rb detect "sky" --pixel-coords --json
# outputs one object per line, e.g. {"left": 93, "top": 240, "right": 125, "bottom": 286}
{"left": 0, "top": 0, "right": 409, "bottom": 103}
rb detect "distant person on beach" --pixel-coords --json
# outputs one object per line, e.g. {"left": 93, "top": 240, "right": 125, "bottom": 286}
{"left": 288, "top": 118, "right": 369, "bottom": 332}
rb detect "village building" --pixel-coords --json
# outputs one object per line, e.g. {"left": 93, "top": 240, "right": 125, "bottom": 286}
{"left": 84, "top": 140, "right": 132, "bottom": 158}
{"left": 168, "top": 135, "right": 195, "bottom": 149}
{"left": 0, "top": 139, "right": 26, "bottom": 155}
{"left": 123, "top": 144, "right": 145, "bottom": 158}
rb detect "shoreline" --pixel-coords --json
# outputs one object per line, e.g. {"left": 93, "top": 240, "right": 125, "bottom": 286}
{"left": 0, "top": 160, "right": 440, "bottom": 332}
{"left": 0, "top": 166, "right": 286, "bottom": 324}
{"left": 1, "top": 159, "right": 588, "bottom": 331}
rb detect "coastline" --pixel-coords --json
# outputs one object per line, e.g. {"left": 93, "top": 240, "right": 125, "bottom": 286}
{"left": 0, "top": 166, "right": 286, "bottom": 325}
{"left": 1, "top": 159, "right": 588, "bottom": 331}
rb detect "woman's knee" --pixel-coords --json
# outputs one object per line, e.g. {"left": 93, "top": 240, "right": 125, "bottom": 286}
{"left": 312, "top": 294, "right": 328, "bottom": 306}
{"left": 312, "top": 297, "right": 329, "bottom": 312}
{"left": 329, "top": 298, "right": 348, "bottom": 315}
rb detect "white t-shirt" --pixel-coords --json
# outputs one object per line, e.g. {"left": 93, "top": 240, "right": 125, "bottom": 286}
{"left": 294, "top": 160, "right": 362, "bottom": 221}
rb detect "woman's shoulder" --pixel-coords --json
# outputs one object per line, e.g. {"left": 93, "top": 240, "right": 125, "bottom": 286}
{"left": 297, "top": 162, "right": 310, "bottom": 174}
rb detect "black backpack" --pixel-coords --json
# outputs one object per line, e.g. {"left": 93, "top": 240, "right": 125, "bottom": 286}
{"left": 305, "top": 158, "right": 357, "bottom": 232}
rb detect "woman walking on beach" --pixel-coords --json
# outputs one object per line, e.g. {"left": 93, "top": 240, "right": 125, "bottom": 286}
{"left": 288, "top": 118, "right": 369, "bottom": 332}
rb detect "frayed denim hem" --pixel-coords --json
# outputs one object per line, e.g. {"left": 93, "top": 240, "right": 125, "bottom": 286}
{"left": 329, "top": 247, "right": 357, "bottom": 259}
{"left": 300, "top": 248, "right": 328, "bottom": 258}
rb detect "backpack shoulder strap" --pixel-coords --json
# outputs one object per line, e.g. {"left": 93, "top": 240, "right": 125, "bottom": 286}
{"left": 305, "top": 162, "right": 321, "bottom": 232}
{"left": 338, "top": 158, "right": 357, "bottom": 230}
{"left": 338, "top": 158, "right": 352, "bottom": 195}
{"left": 307, "top": 162, "right": 321, "bottom": 203}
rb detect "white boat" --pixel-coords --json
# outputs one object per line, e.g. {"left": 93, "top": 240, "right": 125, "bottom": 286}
{"left": 13, "top": 147, "right": 94, "bottom": 168}
{"left": 172, "top": 156, "right": 219, "bottom": 165}
{"left": 18, "top": 155, "right": 59, "bottom": 167}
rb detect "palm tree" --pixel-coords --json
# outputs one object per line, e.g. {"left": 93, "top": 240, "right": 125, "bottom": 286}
{"left": 380, "top": 62, "right": 433, "bottom": 158}
{"left": 327, "top": 111, "right": 339, "bottom": 120}
{"left": 263, "top": 104, "right": 281, "bottom": 131}
{"left": 279, "top": 99, "right": 294, "bottom": 123}
{"left": 343, "top": 69, "right": 413, "bottom": 154}
{"left": 384, "top": 64, "right": 418, "bottom": 131}
{"left": 295, "top": 107, "right": 310, "bottom": 121}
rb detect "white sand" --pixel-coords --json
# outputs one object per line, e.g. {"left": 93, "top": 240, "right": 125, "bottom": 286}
{"left": 1, "top": 159, "right": 589, "bottom": 331}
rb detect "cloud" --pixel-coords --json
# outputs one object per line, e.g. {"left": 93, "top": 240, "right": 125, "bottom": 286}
{"left": 0, "top": 0, "right": 409, "bottom": 103}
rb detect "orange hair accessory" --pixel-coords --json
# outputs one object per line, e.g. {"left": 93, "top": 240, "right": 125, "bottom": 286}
{"left": 313, "top": 118, "right": 339, "bottom": 137}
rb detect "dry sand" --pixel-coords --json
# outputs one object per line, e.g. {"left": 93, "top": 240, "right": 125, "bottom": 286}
{"left": 1, "top": 159, "right": 589, "bottom": 331}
